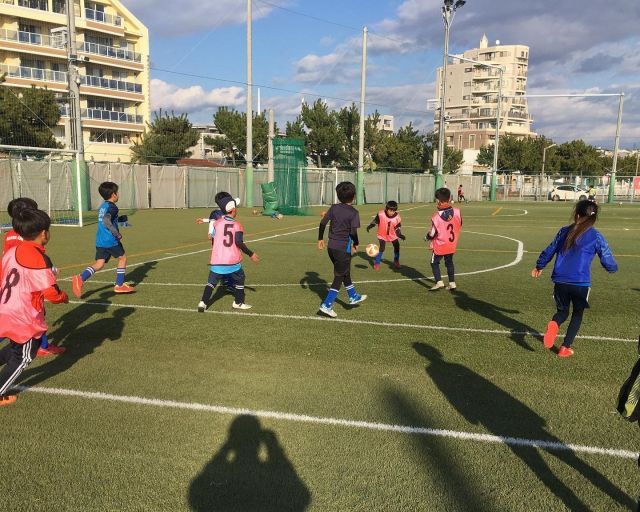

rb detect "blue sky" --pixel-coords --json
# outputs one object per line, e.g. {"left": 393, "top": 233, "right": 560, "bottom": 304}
{"left": 126, "top": 0, "right": 640, "bottom": 148}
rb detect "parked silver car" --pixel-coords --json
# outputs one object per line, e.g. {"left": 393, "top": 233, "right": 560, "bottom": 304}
{"left": 549, "top": 185, "right": 589, "bottom": 201}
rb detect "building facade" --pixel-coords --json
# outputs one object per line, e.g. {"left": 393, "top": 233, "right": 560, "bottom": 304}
{"left": 0, "top": 0, "right": 150, "bottom": 162}
{"left": 434, "top": 35, "right": 535, "bottom": 171}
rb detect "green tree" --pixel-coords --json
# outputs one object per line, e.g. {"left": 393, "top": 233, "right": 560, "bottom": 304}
{"left": 477, "top": 135, "right": 558, "bottom": 174}
{"left": 300, "top": 99, "right": 344, "bottom": 167}
{"left": 336, "top": 103, "right": 359, "bottom": 166}
{"left": 555, "top": 139, "right": 604, "bottom": 176}
{"left": 285, "top": 116, "right": 306, "bottom": 139}
{"left": 0, "top": 86, "right": 62, "bottom": 148}
{"left": 206, "top": 107, "right": 271, "bottom": 165}
{"left": 373, "top": 122, "right": 428, "bottom": 172}
{"left": 131, "top": 110, "right": 199, "bottom": 164}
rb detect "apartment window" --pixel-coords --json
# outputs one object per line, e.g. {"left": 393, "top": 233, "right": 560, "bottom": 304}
{"left": 21, "top": 58, "right": 44, "bottom": 69}
{"left": 88, "top": 99, "right": 125, "bottom": 112}
{"left": 86, "top": 66, "right": 104, "bottom": 77}
{"left": 458, "top": 135, "right": 462, "bottom": 148}
{"left": 463, "top": 95, "right": 470, "bottom": 100}
{"left": 52, "top": 0, "right": 66, "bottom": 14}
{"left": 18, "top": 0, "right": 48, "bottom": 11}
{"left": 86, "top": 2, "right": 105, "bottom": 12}
{"left": 463, "top": 81, "right": 471, "bottom": 87}
{"left": 113, "top": 70, "right": 129, "bottom": 80}
{"left": 89, "top": 130, "right": 130, "bottom": 144}
{"left": 50, "top": 62, "right": 67, "bottom": 72}
{"left": 469, "top": 134, "right": 476, "bottom": 149}
{"left": 465, "top": 67, "right": 472, "bottom": 72}
{"left": 85, "top": 33, "right": 113, "bottom": 47}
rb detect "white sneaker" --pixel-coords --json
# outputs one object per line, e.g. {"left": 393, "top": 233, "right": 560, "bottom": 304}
{"left": 232, "top": 302, "right": 252, "bottom": 310}
{"left": 318, "top": 304, "right": 337, "bottom": 318}
{"left": 197, "top": 301, "right": 206, "bottom": 312}
{"left": 446, "top": 282, "right": 457, "bottom": 290}
{"left": 430, "top": 281, "right": 445, "bottom": 291}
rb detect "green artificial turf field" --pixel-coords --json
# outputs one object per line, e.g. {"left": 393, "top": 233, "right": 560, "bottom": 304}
{"left": 1, "top": 201, "right": 639, "bottom": 511}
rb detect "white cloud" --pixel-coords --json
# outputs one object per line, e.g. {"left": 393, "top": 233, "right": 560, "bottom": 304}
{"left": 151, "top": 79, "right": 245, "bottom": 114}
{"left": 126, "top": 0, "right": 273, "bottom": 37}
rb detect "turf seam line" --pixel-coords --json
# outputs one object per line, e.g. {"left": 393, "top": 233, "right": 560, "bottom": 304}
{"left": 13, "top": 385, "right": 637, "bottom": 460}
{"left": 65, "top": 300, "right": 637, "bottom": 343}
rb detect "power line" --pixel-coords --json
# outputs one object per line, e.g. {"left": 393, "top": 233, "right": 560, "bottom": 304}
{"left": 150, "top": 66, "right": 433, "bottom": 117}
{"left": 254, "top": 0, "right": 411, "bottom": 46}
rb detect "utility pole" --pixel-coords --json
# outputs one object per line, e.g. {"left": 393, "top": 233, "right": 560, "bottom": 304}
{"left": 608, "top": 93, "right": 624, "bottom": 204}
{"left": 356, "top": 26, "right": 367, "bottom": 205}
{"left": 66, "top": 0, "right": 83, "bottom": 161}
{"left": 267, "top": 108, "right": 274, "bottom": 183}
{"left": 245, "top": 0, "right": 254, "bottom": 207}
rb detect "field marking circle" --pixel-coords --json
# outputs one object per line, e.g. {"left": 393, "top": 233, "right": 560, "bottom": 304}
{"left": 82, "top": 231, "right": 524, "bottom": 288}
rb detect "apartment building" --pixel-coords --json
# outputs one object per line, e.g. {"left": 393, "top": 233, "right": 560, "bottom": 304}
{"left": 435, "top": 35, "right": 535, "bottom": 168}
{"left": 0, "top": 0, "right": 150, "bottom": 162}
{"left": 377, "top": 114, "right": 394, "bottom": 133}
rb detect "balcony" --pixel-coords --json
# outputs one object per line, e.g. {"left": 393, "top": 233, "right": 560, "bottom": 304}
{"left": 0, "top": 63, "right": 67, "bottom": 83}
{"left": 80, "top": 40, "right": 141, "bottom": 63}
{"left": 80, "top": 74, "right": 142, "bottom": 94}
{"left": 0, "top": 28, "right": 65, "bottom": 49}
{"left": 82, "top": 108, "right": 143, "bottom": 124}
{"left": 16, "top": 0, "right": 47, "bottom": 10}
{"left": 85, "top": 7, "right": 123, "bottom": 27}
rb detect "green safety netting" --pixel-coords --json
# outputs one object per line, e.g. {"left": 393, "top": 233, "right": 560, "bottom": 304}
{"left": 273, "top": 138, "right": 310, "bottom": 215}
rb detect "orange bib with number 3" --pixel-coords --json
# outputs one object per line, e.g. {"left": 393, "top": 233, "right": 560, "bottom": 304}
{"left": 430, "top": 208, "right": 462, "bottom": 255}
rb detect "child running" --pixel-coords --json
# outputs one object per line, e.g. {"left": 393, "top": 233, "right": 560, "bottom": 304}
{"left": 3, "top": 198, "right": 65, "bottom": 356}
{"left": 532, "top": 199, "right": 617, "bottom": 357}
{"left": 198, "top": 194, "right": 258, "bottom": 311}
{"left": 317, "top": 182, "right": 366, "bottom": 318}
{"left": 426, "top": 188, "right": 462, "bottom": 291}
{"left": 366, "top": 200, "right": 406, "bottom": 270}
{"left": 72, "top": 182, "right": 135, "bottom": 298}
{"left": 0, "top": 208, "right": 68, "bottom": 405}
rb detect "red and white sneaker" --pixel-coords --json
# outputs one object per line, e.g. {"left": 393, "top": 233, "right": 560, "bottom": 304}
{"left": 543, "top": 321, "right": 559, "bottom": 349}
{"left": 558, "top": 346, "right": 574, "bottom": 358}
{"left": 72, "top": 275, "right": 84, "bottom": 298}
{"left": 372, "top": 263, "right": 380, "bottom": 270}
{"left": 114, "top": 283, "right": 135, "bottom": 294}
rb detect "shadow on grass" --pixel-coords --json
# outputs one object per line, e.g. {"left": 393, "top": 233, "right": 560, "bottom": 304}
{"left": 354, "top": 252, "right": 433, "bottom": 290}
{"left": 18, "top": 295, "right": 134, "bottom": 389}
{"left": 412, "top": 342, "right": 634, "bottom": 510}
{"left": 188, "top": 415, "right": 311, "bottom": 511}
{"left": 81, "top": 261, "right": 157, "bottom": 300}
{"left": 382, "top": 386, "right": 494, "bottom": 511}
{"left": 299, "top": 271, "right": 349, "bottom": 310}
{"left": 450, "top": 289, "right": 538, "bottom": 351}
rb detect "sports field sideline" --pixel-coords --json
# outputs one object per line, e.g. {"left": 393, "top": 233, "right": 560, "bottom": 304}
{"left": 1, "top": 201, "right": 639, "bottom": 511}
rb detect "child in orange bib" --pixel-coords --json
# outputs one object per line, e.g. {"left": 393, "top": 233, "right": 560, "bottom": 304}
{"left": 366, "top": 200, "right": 405, "bottom": 270}
{"left": 425, "top": 188, "right": 462, "bottom": 291}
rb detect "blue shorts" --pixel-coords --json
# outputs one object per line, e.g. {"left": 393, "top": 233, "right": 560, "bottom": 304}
{"left": 96, "top": 243, "right": 125, "bottom": 263}
{"left": 553, "top": 283, "right": 590, "bottom": 311}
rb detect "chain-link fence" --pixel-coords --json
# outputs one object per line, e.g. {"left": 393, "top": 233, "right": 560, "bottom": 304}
{"left": 481, "top": 174, "right": 640, "bottom": 202}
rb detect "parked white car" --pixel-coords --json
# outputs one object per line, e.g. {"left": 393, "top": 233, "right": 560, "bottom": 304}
{"left": 549, "top": 185, "right": 589, "bottom": 201}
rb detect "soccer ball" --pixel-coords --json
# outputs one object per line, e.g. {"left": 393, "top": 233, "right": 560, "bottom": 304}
{"left": 366, "top": 244, "right": 379, "bottom": 257}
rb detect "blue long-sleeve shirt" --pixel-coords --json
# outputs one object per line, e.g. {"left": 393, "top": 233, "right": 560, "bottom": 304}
{"left": 535, "top": 225, "right": 617, "bottom": 286}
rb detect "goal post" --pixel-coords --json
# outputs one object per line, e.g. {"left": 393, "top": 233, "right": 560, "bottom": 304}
{"left": 0, "top": 145, "right": 84, "bottom": 229}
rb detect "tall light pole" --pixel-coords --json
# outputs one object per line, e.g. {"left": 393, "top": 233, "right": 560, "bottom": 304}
{"left": 245, "top": 0, "right": 254, "bottom": 207}
{"left": 541, "top": 143, "right": 556, "bottom": 201}
{"left": 608, "top": 92, "right": 624, "bottom": 204}
{"left": 356, "top": 26, "right": 368, "bottom": 205}
{"left": 436, "top": 0, "right": 465, "bottom": 192}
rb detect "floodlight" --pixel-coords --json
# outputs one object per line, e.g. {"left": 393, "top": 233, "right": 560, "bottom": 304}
{"left": 454, "top": 0, "right": 466, "bottom": 8}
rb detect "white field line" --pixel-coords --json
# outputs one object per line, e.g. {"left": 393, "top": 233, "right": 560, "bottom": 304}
{"left": 83, "top": 231, "right": 525, "bottom": 289}
{"left": 65, "top": 300, "right": 637, "bottom": 344}
{"left": 60, "top": 226, "right": 318, "bottom": 281}
{"left": 13, "top": 384, "right": 638, "bottom": 460}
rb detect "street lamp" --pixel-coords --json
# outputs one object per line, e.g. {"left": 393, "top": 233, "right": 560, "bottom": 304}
{"left": 540, "top": 143, "right": 556, "bottom": 201}
{"left": 436, "top": 0, "right": 466, "bottom": 192}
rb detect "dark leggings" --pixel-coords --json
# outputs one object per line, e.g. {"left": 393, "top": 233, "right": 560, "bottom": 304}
{"left": 201, "top": 269, "right": 246, "bottom": 305}
{"left": 431, "top": 253, "right": 455, "bottom": 283}
{"left": 379, "top": 239, "right": 400, "bottom": 256}
{"left": 552, "top": 308, "right": 584, "bottom": 348}
{"left": 328, "top": 248, "right": 352, "bottom": 290}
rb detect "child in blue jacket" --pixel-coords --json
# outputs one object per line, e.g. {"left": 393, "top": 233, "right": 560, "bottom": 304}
{"left": 531, "top": 200, "right": 618, "bottom": 357}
